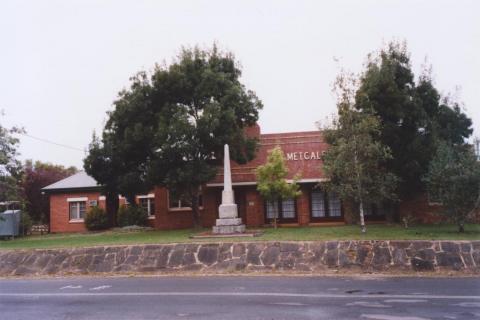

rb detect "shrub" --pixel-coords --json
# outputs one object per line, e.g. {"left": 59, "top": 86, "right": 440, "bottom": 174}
{"left": 117, "top": 205, "right": 148, "bottom": 227}
{"left": 84, "top": 206, "right": 110, "bottom": 231}
{"left": 19, "top": 212, "right": 33, "bottom": 236}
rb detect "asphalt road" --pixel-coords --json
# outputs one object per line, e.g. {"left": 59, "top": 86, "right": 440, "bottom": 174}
{"left": 0, "top": 276, "right": 479, "bottom": 320}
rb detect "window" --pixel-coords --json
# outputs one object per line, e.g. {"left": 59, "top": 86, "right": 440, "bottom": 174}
{"left": 69, "top": 201, "right": 86, "bottom": 220}
{"left": 168, "top": 191, "right": 203, "bottom": 210}
{"left": 281, "top": 198, "right": 296, "bottom": 219}
{"left": 139, "top": 197, "right": 155, "bottom": 217}
{"left": 364, "top": 202, "right": 388, "bottom": 218}
{"left": 266, "top": 200, "right": 279, "bottom": 219}
{"left": 363, "top": 203, "right": 375, "bottom": 216}
{"left": 328, "top": 192, "right": 342, "bottom": 217}
{"left": 265, "top": 198, "right": 297, "bottom": 221}
{"left": 311, "top": 190, "right": 326, "bottom": 218}
{"left": 310, "top": 189, "right": 342, "bottom": 219}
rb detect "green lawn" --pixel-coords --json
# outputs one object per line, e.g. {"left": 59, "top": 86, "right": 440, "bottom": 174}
{"left": 0, "top": 224, "right": 479, "bottom": 250}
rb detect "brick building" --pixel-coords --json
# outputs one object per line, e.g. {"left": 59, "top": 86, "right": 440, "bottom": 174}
{"left": 43, "top": 126, "right": 439, "bottom": 233}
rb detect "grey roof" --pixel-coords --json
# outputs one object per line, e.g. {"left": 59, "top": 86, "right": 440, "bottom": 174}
{"left": 42, "top": 171, "right": 100, "bottom": 191}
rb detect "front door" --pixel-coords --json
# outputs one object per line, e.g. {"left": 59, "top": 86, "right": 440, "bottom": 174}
{"left": 234, "top": 189, "right": 247, "bottom": 224}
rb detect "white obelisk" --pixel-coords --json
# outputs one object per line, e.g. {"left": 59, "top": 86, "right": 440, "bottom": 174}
{"left": 212, "top": 144, "right": 246, "bottom": 234}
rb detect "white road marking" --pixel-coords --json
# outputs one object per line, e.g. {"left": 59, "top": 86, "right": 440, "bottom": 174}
{"left": 453, "top": 302, "right": 480, "bottom": 307}
{"left": 59, "top": 285, "right": 82, "bottom": 290}
{"left": 89, "top": 285, "right": 112, "bottom": 291}
{"left": 347, "top": 301, "right": 391, "bottom": 308}
{"left": 361, "top": 315, "right": 431, "bottom": 320}
{"left": 0, "top": 292, "right": 478, "bottom": 300}
{"left": 271, "top": 302, "right": 307, "bottom": 306}
{"left": 384, "top": 299, "right": 428, "bottom": 303}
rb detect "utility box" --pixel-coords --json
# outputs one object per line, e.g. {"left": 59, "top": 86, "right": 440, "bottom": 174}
{"left": 0, "top": 210, "right": 21, "bottom": 237}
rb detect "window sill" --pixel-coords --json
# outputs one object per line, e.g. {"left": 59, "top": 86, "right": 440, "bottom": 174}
{"left": 168, "top": 207, "right": 204, "bottom": 212}
{"left": 148, "top": 216, "right": 155, "bottom": 220}
{"left": 69, "top": 219, "right": 84, "bottom": 223}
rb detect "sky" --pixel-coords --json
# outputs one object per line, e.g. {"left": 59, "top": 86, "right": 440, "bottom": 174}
{"left": 1, "top": 0, "right": 479, "bottom": 168}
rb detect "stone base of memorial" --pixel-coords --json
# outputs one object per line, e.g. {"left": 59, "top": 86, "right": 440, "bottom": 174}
{"left": 212, "top": 203, "right": 246, "bottom": 234}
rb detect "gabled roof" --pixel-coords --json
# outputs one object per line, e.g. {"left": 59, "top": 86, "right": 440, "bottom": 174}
{"left": 42, "top": 171, "right": 100, "bottom": 191}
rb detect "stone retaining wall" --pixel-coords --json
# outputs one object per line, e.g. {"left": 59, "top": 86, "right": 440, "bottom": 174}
{"left": 1, "top": 240, "right": 479, "bottom": 276}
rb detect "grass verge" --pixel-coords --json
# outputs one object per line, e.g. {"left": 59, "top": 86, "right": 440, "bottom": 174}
{"left": 0, "top": 223, "right": 479, "bottom": 250}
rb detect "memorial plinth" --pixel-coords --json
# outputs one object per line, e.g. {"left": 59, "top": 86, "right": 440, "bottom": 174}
{"left": 212, "top": 144, "right": 246, "bottom": 234}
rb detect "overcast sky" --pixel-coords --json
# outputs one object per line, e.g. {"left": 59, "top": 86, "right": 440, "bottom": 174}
{"left": 1, "top": 0, "right": 479, "bottom": 168}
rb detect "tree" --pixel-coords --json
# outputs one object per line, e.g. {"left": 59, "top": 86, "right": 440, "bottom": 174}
{"left": 322, "top": 72, "right": 398, "bottom": 233}
{"left": 85, "top": 45, "right": 263, "bottom": 229}
{"left": 355, "top": 41, "right": 472, "bottom": 200}
{"left": 21, "top": 160, "right": 77, "bottom": 223}
{"left": 424, "top": 142, "right": 480, "bottom": 233}
{"left": 0, "top": 120, "right": 23, "bottom": 203}
{"left": 84, "top": 69, "right": 160, "bottom": 225}
{"left": 84, "top": 132, "right": 147, "bottom": 226}
{"left": 256, "top": 146, "right": 301, "bottom": 229}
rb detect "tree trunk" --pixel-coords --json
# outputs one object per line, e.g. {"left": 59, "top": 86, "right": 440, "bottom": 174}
{"left": 385, "top": 200, "right": 397, "bottom": 224}
{"left": 353, "top": 138, "right": 366, "bottom": 233}
{"left": 359, "top": 200, "right": 366, "bottom": 233}
{"left": 126, "top": 195, "right": 136, "bottom": 207}
{"left": 106, "top": 192, "right": 119, "bottom": 227}
{"left": 273, "top": 198, "right": 278, "bottom": 229}
{"left": 191, "top": 193, "right": 201, "bottom": 230}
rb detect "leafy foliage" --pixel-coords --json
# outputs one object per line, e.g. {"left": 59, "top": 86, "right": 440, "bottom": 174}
{"left": 354, "top": 41, "right": 472, "bottom": 198}
{"left": 424, "top": 143, "right": 480, "bottom": 232}
{"left": 117, "top": 205, "right": 148, "bottom": 227}
{"left": 84, "top": 206, "right": 110, "bottom": 231}
{"left": 256, "top": 146, "right": 301, "bottom": 228}
{"left": 85, "top": 44, "right": 263, "bottom": 229}
{"left": 322, "top": 72, "right": 399, "bottom": 232}
{"left": 21, "top": 160, "right": 77, "bottom": 223}
{"left": 0, "top": 120, "right": 23, "bottom": 202}
{"left": 19, "top": 211, "right": 33, "bottom": 236}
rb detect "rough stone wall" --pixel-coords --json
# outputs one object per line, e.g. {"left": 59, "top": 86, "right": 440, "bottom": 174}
{"left": 1, "top": 240, "right": 478, "bottom": 277}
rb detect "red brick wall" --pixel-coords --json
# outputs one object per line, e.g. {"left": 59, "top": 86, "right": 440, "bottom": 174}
{"left": 153, "top": 187, "right": 210, "bottom": 230}
{"left": 245, "top": 188, "right": 265, "bottom": 227}
{"left": 398, "top": 194, "right": 443, "bottom": 224}
{"left": 50, "top": 191, "right": 104, "bottom": 233}
{"left": 297, "top": 185, "right": 311, "bottom": 226}
{"left": 201, "top": 187, "right": 218, "bottom": 227}
{"left": 210, "top": 131, "right": 328, "bottom": 184}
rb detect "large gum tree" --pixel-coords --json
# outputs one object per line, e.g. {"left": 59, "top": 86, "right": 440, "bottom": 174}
{"left": 322, "top": 72, "right": 399, "bottom": 233}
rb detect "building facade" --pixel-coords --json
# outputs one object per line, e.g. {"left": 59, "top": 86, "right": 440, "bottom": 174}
{"left": 43, "top": 126, "right": 439, "bottom": 233}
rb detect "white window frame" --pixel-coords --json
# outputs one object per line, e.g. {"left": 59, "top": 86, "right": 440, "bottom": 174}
{"left": 138, "top": 194, "right": 155, "bottom": 218}
{"left": 68, "top": 200, "right": 87, "bottom": 222}
{"left": 67, "top": 197, "right": 88, "bottom": 202}
{"left": 168, "top": 191, "right": 203, "bottom": 211}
